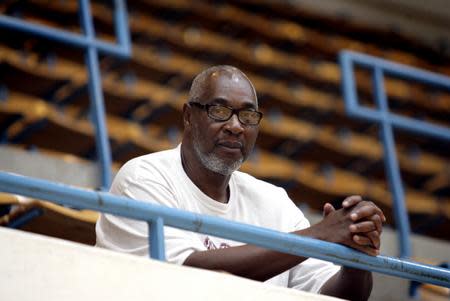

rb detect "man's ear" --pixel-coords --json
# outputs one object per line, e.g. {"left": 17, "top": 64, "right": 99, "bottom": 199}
{"left": 182, "top": 103, "right": 191, "bottom": 128}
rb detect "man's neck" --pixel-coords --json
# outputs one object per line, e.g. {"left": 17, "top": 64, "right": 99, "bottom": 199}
{"left": 180, "top": 144, "right": 231, "bottom": 204}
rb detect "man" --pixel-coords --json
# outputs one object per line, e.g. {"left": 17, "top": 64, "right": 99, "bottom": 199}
{"left": 96, "top": 65, "right": 385, "bottom": 301}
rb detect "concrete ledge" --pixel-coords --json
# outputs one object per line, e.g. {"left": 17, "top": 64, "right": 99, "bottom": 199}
{"left": 0, "top": 227, "right": 342, "bottom": 301}
{"left": 0, "top": 145, "right": 101, "bottom": 188}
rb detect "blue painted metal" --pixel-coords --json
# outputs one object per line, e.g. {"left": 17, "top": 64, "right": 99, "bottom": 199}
{"left": 6, "top": 207, "right": 43, "bottom": 229}
{"left": 343, "top": 51, "right": 450, "bottom": 89}
{"left": 339, "top": 50, "right": 450, "bottom": 258}
{"left": 149, "top": 218, "right": 166, "bottom": 260}
{"left": 0, "top": 172, "right": 449, "bottom": 288}
{"left": 340, "top": 52, "right": 450, "bottom": 140}
{"left": 372, "top": 66, "right": 411, "bottom": 257}
{"left": 340, "top": 107, "right": 450, "bottom": 141}
{"left": 0, "top": 13, "right": 130, "bottom": 58}
{"left": 113, "top": 0, "right": 131, "bottom": 55}
{"left": 79, "top": 0, "right": 112, "bottom": 190}
{"left": 0, "top": 0, "right": 132, "bottom": 190}
{"left": 409, "top": 262, "right": 449, "bottom": 298}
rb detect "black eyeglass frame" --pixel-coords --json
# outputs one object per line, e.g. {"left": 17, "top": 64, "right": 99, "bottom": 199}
{"left": 188, "top": 101, "right": 263, "bottom": 126}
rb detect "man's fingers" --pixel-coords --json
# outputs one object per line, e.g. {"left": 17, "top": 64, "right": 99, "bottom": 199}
{"left": 352, "top": 234, "right": 371, "bottom": 246}
{"left": 319, "top": 199, "right": 383, "bottom": 257}
{"left": 343, "top": 197, "right": 387, "bottom": 223}
{"left": 350, "top": 202, "right": 385, "bottom": 223}
{"left": 350, "top": 215, "right": 382, "bottom": 234}
{"left": 367, "top": 231, "right": 381, "bottom": 249}
{"left": 352, "top": 231, "right": 381, "bottom": 250}
{"left": 350, "top": 203, "right": 382, "bottom": 220}
{"left": 349, "top": 221, "right": 377, "bottom": 233}
{"left": 351, "top": 241, "right": 379, "bottom": 256}
{"left": 370, "top": 214, "right": 382, "bottom": 234}
{"left": 342, "top": 195, "right": 362, "bottom": 208}
{"left": 323, "top": 203, "right": 335, "bottom": 217}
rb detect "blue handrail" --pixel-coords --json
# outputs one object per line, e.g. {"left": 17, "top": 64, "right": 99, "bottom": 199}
{"left": 0, "top": 172, "right": 449, "bottom": 288}
{"left": 0, "top": 0, "right": 132, "bottom": 190}
{"left": 339, "top": 50, "right": 450, "bottom": 258}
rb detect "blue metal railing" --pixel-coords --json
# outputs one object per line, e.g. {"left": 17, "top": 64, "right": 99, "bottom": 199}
{"left": 0, "top": 0, "right": 132, "bottom": 190}
{"left": 0, "top": 172, "right": 449, "bottom": 288}
{"left": 339, "top": 50, "right": 450, "bottom": 258}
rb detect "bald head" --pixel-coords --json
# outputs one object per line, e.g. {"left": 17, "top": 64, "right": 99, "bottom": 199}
{"left": 188, "top": 65, "right": 258, "bottom": 108}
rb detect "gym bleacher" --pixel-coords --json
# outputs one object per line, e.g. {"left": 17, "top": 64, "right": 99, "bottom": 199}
{"left": 0, "top": 1, "right": 449, "bottom": 300}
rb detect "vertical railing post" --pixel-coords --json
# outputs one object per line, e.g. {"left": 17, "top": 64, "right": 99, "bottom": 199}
{"left": 113, "top": 0, "right": 131, "bottom": 53}
{"left": 339, "top": 52, "right": 358, "bottom": 113}
{"left": 0, "top": 2, "right": 131, "bottom": 189}
{"left": 148, "top": 217, "right": 166, "bottom": 261}
{"left": 372, "top": 66, "right": 411, "bottom": 258}
{"left": 79, "top": 0, "right": 112, "bottom": 190}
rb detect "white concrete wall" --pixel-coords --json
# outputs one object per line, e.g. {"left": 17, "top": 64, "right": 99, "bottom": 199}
{"left": 0, "top": 227, "right": 342, "bottom": 301}
{"left": 0, "top": 145, "right": 101, "bottom": 188}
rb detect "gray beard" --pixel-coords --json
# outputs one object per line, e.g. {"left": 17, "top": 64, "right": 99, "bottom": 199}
{"left": 192, "top": 132, "right": 243, "bottom": 176}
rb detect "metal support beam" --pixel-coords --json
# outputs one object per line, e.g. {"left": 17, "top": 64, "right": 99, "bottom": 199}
{"left": 0, "top": 0, "right": 132, "bottom": 190}
{"left": 339, "top": 50, "right": 450, "bottom": 258}
{"left": 79, "top": 0, "right": 111, "bottom": 190}
{"left": 373, "top": 67, "right": 411, "bottom": 257}
{"left": 0, "top": 15, "right": 130, "bottom": 59}
{"left": 149, "top": 217, "right": 166, "bottom": 261}
{"left": 6, "top": 207, "right": 43, "bottom": 229}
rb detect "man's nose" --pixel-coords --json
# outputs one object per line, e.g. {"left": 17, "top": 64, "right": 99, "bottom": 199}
{"left": 224, "top": 113, "right": 244, "bottom": 135}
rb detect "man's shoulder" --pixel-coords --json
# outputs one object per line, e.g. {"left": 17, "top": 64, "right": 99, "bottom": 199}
{"left": 113, "top": 147, "right": 179, "bottom": 184}
{"left": 123, "top": 147, "right": 177, "bottom": 169}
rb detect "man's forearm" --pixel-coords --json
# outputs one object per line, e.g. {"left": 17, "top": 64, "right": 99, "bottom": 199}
{"left": 320, "top": 267, "right": 372, "bottom": 301}
{"left": 183, "top": 225, "right": 332, "bottom": 281}
{"left": 184, "top": 199, "right": 382, "bottom": 291}
{"left": 183, "top": 243, "right": 308, "bottom": 281}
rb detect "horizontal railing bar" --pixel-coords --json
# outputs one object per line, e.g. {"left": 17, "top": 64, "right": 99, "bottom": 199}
{"left": 0, "top": 15, "right": 130, "bottom": 58}
{"left": 341, "top": 51, "right": 450, "bottom": 90}
{"left": 347, "top": 106, "right": 450, "bottom": 140}
{"left": 0, "top": 172, "right": 449, "bottom": 287}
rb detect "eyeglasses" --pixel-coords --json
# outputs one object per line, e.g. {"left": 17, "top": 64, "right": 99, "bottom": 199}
{"left": 189, "top": 102, "right": 263, "bottom": 126}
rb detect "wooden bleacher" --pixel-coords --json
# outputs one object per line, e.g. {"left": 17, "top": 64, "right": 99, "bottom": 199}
{"left": 3, "top": 41, "right": 446, "bottom": 184}
{"left": 0, "top": 192, "right": 98, "bottom": 245}
{"left": 1, "top": 92, "right": 449, "bottom": 219}
{"left": 5, "top": 0, "right": 450, "bottom": 128}
{"left": 0, "top": 0, "right": 449, "bottom": 244}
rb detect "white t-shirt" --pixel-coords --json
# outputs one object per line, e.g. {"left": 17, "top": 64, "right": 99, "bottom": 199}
{"left": 96, "top": 145, "right": 340, "bottom": 293}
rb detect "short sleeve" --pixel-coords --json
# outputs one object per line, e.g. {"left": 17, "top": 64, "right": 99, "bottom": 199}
{"left": 287, "top": 208, "right": 340, "bottom": 293}
{"left": 95, "top": 158, "right": 207, "bottom": 264}
{"left": 288, "top": 258, "right": 340, "bottom": 293}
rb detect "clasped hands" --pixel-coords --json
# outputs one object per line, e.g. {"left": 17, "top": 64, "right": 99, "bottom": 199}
{"left": 318, "top": 195, "right": 386, "bottom": 256}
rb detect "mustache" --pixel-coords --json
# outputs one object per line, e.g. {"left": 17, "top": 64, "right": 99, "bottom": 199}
{"left": 216, "top": 140, "right": 244, "bottom": 150}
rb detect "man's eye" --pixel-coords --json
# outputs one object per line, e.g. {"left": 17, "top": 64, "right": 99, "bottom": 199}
{"left": 240, "top": 111, "right": 254, "bottom": 117}
{"left": 210, "top": 106, "right": 230, "bottom": 117}
{"left": 239, "top": 111, "right": 257, "bottom": 122}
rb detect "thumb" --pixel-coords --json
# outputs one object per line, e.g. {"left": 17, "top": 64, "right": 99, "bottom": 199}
{"left": 323, "top": 203, "right": 336, "bottom": 217}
